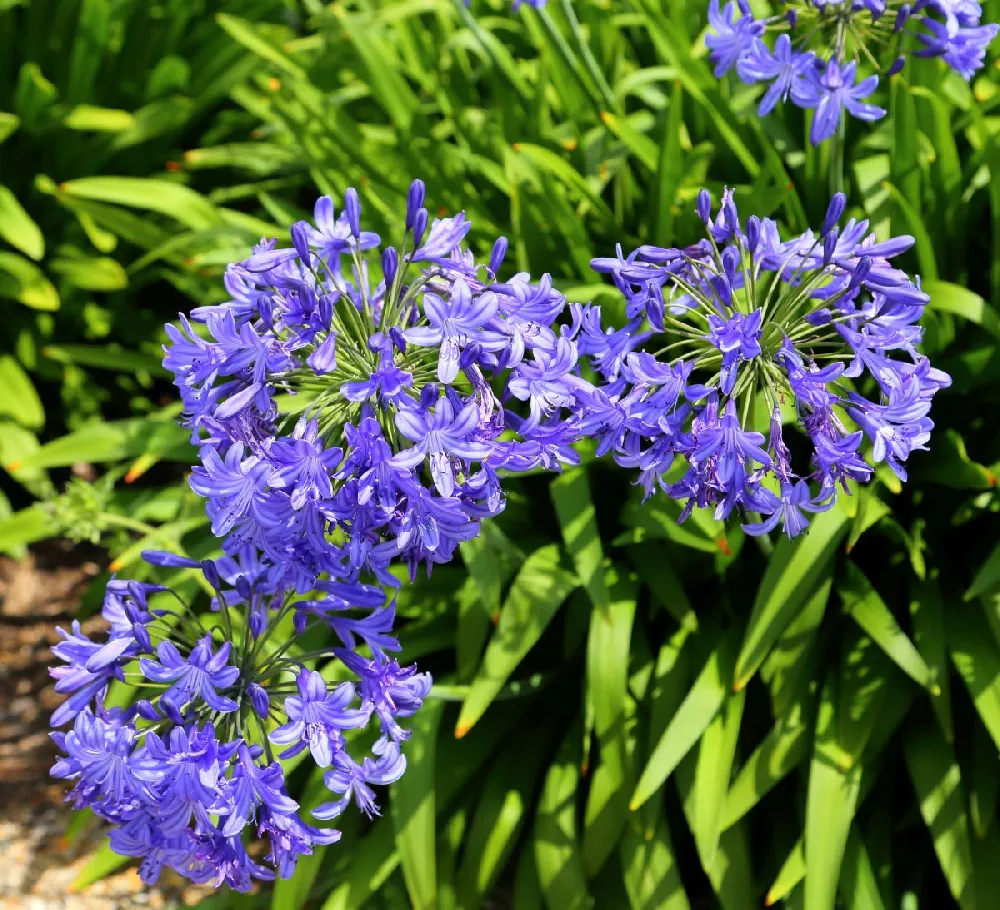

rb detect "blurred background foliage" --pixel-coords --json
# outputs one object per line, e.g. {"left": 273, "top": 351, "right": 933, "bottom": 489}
{"left": 3, "top": 0, "right": 1000, "bottom": 907}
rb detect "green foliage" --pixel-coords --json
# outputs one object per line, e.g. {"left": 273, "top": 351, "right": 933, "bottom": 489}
{"left": 6, "top": 1, "right": 1000, "bottom": 908}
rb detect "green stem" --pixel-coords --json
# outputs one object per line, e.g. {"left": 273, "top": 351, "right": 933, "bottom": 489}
{"left": 535, "top": 7, "right": 607, "bottom": 121}
{"left": 557, "top": 0, "right": 618, "bottom": 114}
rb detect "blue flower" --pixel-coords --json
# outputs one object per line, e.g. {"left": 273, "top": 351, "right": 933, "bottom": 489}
{"left": 393, "top": 396, "right": 494, "bottom": 496}
{"left": 139, "top": 636, "right": 240, "bottom": 716}
{"left": 705, "top": 0, "right": 764, "bottom": 76}
{"left": 579, "top": 189, "right": 947, "bottom": 537}
{"left": 403, "top": 277, "right": 507, "bottom": 383}
{"left": 705, "top": 0, "right": 996, "bottom": 143}
{"left": 270, "top": 671, "right": 370, "bottom": 766}
{"left": 51, "top": 555, "right": 432, "bottom": 890}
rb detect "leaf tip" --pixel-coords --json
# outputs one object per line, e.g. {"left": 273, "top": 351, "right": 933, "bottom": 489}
{"left": 599, "top": 111, "right": 613, "bottom": 126}
{"left": 267, "top": 77, "right": 281, "bottom": 92}
{"left": 109, "top": 558, "right": 123, "bottom": 572}
{"left": 716, "top": 536, "right": 731, "bottom": 556}
{"left": 123, "top": 467, "right": 140, "bottom": 484}
{"left": 5, "top": 460, "right": 21, "bottom": 472}
{"left": 454, "top": 722, "right": 471, "bottom": 740}
{"left": 764, "top": 893, "right": 777, "bottom": 907}
{"left": 628, "top": 798, "right": 641, "bottom": 812}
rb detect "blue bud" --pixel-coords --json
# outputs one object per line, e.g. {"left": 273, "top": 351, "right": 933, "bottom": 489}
{"left": 886, "top": 56, "right": 906, "bottom": 78}
{"left": 382, "top": 247, "right": 398, "bottom": 288}
{"left": 413, "top": 208, "right": 428, "bottom": 247}
{"left": 821, "top": 193, "right": 846, "bottom": 236}
{"left": 823, "top": 230, "right": 838, "bottom": 265}
{"left": 133, "top": 622, "right": 152, "bottom": 653}
{"left": 696, "top": 189, "right": 712, "bottom": 224}
{"left": 489, "top": 236, "right": 508, "bottom": 276}
{"left": 290, "top": 221, "right": 311, "bottom": 263}
{"left": 136, "top": 700, "right": 160, "bottom": 721}
{"left": 249, "top": 605, "right": 265, "bottom": 639}
{"left": 201, "top": 559, "right": 221, "bottom": 591}
{"left": 406, "top": 179, "right": 426, "bottom": 230}
{"left": 849, "top": 255, "right": 873, "bottom": 289}
{"left": 745, "top": 216, "right": 761, "bottom": 253}
{"left": 344, "top": 188, "right": 361, "bottom": 238}
{"left": 248, "top": 683, "right": 270, "bottom": 719}
{"left": 894, "top": 4, "right": 910, "bottom": 31}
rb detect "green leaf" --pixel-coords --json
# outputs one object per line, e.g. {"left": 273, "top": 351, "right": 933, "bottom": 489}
{"left": 911, "top": 429, "right": 995, "bottom": 490}
{"left": 839, "top": 562, "right": 934, "bottom": 690}
{"left": 720, "top": 695, "right": 811, "bottom": 831}
{"left": 620, "top": 810, "right": 690, "bottom": 910}
{"left": 455, "top": 544, "right": 578, "bottom": 737}
{"left": 43, "top": 344, "right": 166, "bottom": 376}
{"left": 805, "top": 674, "right": 865, "bottom": 910}
{"left": 59, "top": 177, "right": 220, "bottom": 230}
{"left": 966, "top": 540, "right": 1000, "bottom": 601}
{"left": 910, "top": 577, "right": 954, "bottom": 742}
{"left": 684, "top": 689, "right": 745, "bottom": 870}
{"left": 63, "top": 105, "right": 135, "bottom": 131}
{"left": 0, "top": 355, "right": 43, "bottom": 429}
{"left": 761, "top": 576, "right": 832, "bottom": 719}
{"left": 0, "top": 503, "right": 51, "bottom": 553}
{"left": 904, "top": 722, "right": 975, "bottom": 907}
{"left": 677, "top": 750, "right": 756, "bottom": 910}
{"left": 768, "top": 840, "right": 805, "bottom": 907}
{"left": 845, "top": 487, "right": 890, "bottom": 553}
{"left": 458, "top": 724, "right": 557, "bottom": 907}
{"left": 600, "top": 110, "right": 658, "bottom": 170}
{"left": 649, "top": 81, "right": 686, "bottom": 247}
{"left": 734, "top": 502, "right": 850, "bottom": 690}
{"left": 0, "top": 112, "right": 19, "bottom": 145}
{"left": 391, "top": 700, "right": 443, "bottom": 910}
{"left": 948, "top": 604, "right": 1000, "bottom": 751}
{"left": 628, "top": 543, "right": 698, "bottom": 632}
{"left": 534, "top": 727, "right": 590, "bottom": 910}
{"left": 12, "top": 412, "right": 189, "bottom": 471}
{"left": 49, "top": 256, "right": 128, "bottom": 291}
{"left": 72, "top": 841, "right": 130, "bottom": 890}
{"left": 631, "top": 623, "right": 740, "bottom": 811}
{"left": 216, "top": 13, "right": 306, "bottom": 79}
{"left": 0, "top": 250, "right": 59, "bottom": 310}
{"left": 551, "top": 467, "right": 611, "bottom": 615}
{"left": 926, "top": 279, "right": 1000, "bottom": 342}
{"left": 839, "top": 831, "right": 886, "bottom": 910}
{"left": 966, "top": 719, "right": 999, "bottom": 840}
{"left": 582, "top": 570, "right": 637, "bottom": 875}
{"left": 0, "top": 183, "right": 43, "bottom": 259}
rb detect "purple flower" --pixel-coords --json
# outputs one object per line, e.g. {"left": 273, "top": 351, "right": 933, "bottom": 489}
{"left": 705, "top": 0, "right": 764, "bottom": 76}
{"left": 706, "top": 310, "right": 763, "bottom": 395}
{"left": 270, "top": 671, "right": 370, "bottom": 766}
{"left": 795, "top": 59, "right": 885, "bottom": 145}
{"left": 404, "top": 278, "right": 507, "bottom": 383}
{"left": 139, "top": 636, "right": 240, "bottom": 716}
{"left": 737, "top": 35, "right": 815, "bottom": 116}
{"left": 393, "top": 397, "right": 493, "bottom": 496}
{"left": 579, "top": 188, "right": 946, "bottom": 537}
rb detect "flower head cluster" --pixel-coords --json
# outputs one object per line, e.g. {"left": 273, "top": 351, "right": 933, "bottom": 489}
{"left": 50, "top": 556, "right": 428, "bottom": 890}
{"left": 165, "top": 181, "right": 591, "bottom": 588}
{"left": 585, "top": 188, "right": 949, "bottom": 537}
{"left": 707, "top": 0, "right": 998, "bottom": 144}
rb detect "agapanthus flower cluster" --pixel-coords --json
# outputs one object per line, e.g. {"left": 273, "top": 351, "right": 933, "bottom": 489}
{"left": 165, "top": 180, "right": 591, "bottom": 589}
{"left": 50, "top": 553, "right": 429, "bottom": 890}
{"left": 707, "top": 0, "right": 999, "bottom": 144}
{"left": 584, "top": 188, "right": 949, "bottom": 537}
